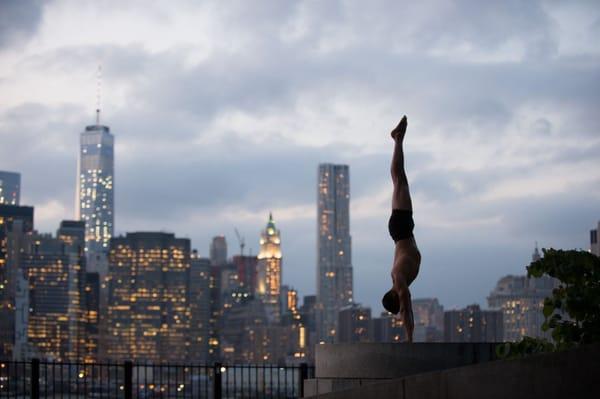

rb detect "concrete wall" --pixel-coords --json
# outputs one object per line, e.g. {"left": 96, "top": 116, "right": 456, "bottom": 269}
{"left": 307, "top": 344, "right": 600, "bottom": 398}
{"left": 316, "top": 343, "right": 498, "bottom": 379}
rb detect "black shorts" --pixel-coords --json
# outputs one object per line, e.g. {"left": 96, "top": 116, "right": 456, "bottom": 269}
{"left": 388, "top": 209, "right": 415, "bottom": 242}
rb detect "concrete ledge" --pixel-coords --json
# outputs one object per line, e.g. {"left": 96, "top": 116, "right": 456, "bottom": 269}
{"left": 306, "top": 343, "right": 600, "bottom": 399}
{"left": 316, "top": 342, "right": 497, "bottom": 379}
{"left": 303, "top": 378, "right": 381, "bottom": 397}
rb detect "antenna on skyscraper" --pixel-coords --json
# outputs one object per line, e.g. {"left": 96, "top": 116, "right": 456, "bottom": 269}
{"left": 96, "top": 64, "right": 102, "bottom": 125}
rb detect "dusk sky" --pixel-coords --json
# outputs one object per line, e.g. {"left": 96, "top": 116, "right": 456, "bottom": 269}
{"left": 1, "top": 0, "right": 599, "bottom": 312}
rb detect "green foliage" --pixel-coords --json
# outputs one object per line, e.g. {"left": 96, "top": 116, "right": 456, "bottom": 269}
{"left": 497, "top": 249, "right": 600, "bottom": 359}
{"left": 496, "top": 336, "right": 554, "bottom": 359}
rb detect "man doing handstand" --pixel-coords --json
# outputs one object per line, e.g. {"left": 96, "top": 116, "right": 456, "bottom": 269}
{"left": 382, "top": 115, "right": 421, "bottom": 343}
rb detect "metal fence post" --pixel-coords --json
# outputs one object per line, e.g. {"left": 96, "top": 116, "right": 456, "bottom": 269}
{"left": 299, "top": 363, "right": 308, "bottom": 398}
{"left": 213, "top": 362, "right": 222, "bottom": 399}
{"left": 30, "top": 358, "right": 40, "bottom": 399}
{"left": 124, "top": 361, "right": 133, "bottom": 399}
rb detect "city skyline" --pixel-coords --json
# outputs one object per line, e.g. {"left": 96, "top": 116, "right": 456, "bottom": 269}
{"left": 1, "top": 1, "right": 599, "bottom": 314}
{"left": 0, "top": 194, "right": 595, "bottom": 362}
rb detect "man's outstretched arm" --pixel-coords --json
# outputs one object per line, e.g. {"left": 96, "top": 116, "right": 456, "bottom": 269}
{"left": 393, "top": 268, "right": 415, "bottom": 342}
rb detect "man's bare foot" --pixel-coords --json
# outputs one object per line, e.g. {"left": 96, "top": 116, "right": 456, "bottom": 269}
{"left": 391, "top": 115, "right": 407, "bottom": 141}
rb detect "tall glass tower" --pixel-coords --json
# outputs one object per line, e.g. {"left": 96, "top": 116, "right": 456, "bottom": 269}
{"left": 317, "top": 163, "right": 353, "bottom": 343}
{"left": 76, "top": 113, "right": 114, "bottom": 276}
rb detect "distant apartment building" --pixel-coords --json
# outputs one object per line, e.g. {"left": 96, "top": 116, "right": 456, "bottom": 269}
{"left": 189, "top": 251, "right": 211, "bottom": 363}
{"left": 19, "top": 222, "right": 86, "bottom": 361}
{"left": 487, "top": 245, "right": 559, "bottom": 342}
{"left": 56, "top": 220, "right": 98, "bottom": 362}
{"left": 591, "top": 221, "right": 600, "bottom": 256}
{"left": 317, "top": 163, "right": 353, "bottom": 343}
{"left": 444, "top": 304, "right": 503, "bottom": 343}
{"left": 220, "top": 296, "right": 269, "bottom": 363}
{"left": 233, "top": 254, "right": 258, "bottom": 294}
{"left": 370, "top": 313, "right": 407, "bottom": 343}
{"left": 0, "top": 171, "right": 20, "bottom": 205}
{"left": 0, "top": 204, "right": 34, "bottom": 359}
{"left": 337, "top": 304, "right": 371, "bottom": 344}
{"left": 106, "top": 232, "right": 191, "bottom": 363}
{"left": 257, "top": 213, "right": 282, "bottom": 321}
{"left": 412, "top": 298, "right": 444, "bottom": 342}
{"left": 218, "top": 286, "right": 309, "bottom": 363}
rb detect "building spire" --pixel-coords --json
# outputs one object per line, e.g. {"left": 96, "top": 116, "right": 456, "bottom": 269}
{"left": 96, "top": 64, "right": 102, "bottom": 125}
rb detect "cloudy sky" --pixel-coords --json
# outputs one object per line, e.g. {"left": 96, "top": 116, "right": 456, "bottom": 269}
{"left": 1, "top": 0, "right": 599, "bottom": 312}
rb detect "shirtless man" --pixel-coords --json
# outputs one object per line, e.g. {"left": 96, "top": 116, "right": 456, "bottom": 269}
{"left": 381, "top": 115, "right": 421, "bottom": 343}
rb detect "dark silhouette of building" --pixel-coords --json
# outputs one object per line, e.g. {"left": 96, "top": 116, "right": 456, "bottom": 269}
{"left": 0, "top": 204, "right": 34, "bottom": 359}
{"left": 0, "top": 171, "right": 21, "bottom": 205}
{"left": 337, "top": 304, "right": 371, "bottom": 343}
{"left": 57, "top": 222, "right": 98, "bottom": 361}
{"left": 444, "top": 304, "right": 503, "bottom": 343}
{"left": 233, "top": 254, "right": 258, "bottom": 294}
{"left": 19, "top": 222, "right": 86, "bottom": 361}
{"left": 370, "top": 313, "right": 407, "bottom": 343}
{"left": 299, "top": 295, "right": 317, "bottom": 361}
{"left": 412, "top": 298, "right": 444, "bottom": 342}
{"left": 591, "top": 221, "right": 599, "bottom": 256}
{"left": 219, "top": 295, "right": 270, "bottom": 363}
{"left": 189, "top": 251, "right": 211, "bottom": 362}
{"left": 210, "top": 235, "right": 227, "bottom": 266}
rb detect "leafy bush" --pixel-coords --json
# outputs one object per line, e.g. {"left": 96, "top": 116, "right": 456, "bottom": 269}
{"left": 497, "top": 249, "right": 600, "bottom": 358}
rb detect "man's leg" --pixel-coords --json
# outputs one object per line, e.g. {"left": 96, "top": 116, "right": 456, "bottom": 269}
{"left": 390, "top": 115, "right": 415, "bottom": 342}
{"left": 391, "top": 116, "right": 412, "bottom": 211}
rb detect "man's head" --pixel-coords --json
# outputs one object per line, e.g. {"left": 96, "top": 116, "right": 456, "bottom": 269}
{"left": 382, "top": 289, "right": 400, "bottom": 315}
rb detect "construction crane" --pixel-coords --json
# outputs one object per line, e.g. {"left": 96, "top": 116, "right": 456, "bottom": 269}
{"left": 234, "top": 228, "right": 246, "bottom": 257}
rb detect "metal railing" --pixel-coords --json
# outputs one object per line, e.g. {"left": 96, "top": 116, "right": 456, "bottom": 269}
{"left": 0, "top": 359, "right": 314, "bottom": 398}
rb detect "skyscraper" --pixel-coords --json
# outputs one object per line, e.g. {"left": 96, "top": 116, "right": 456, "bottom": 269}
{"left": 337, "top": 304, "right": 371, "bottom": 343}
{"left": 189, "top": 250, "right": 211, "bottom": 363}
{"left": 370, "top": 313, "right": 406, "bottom": 343}
{"left": 0, "top": 204, "right": 34, "bottom": 359}
{"left": 210, "top": 235, "right": 227, "bottom": 266}
{"left": 487, "top": 246, "right": 559, "bottom": 342}
{"left": 412, "top": 298, "right": 444, "bottom": 342}
{"left": 444, "top": 304, "right": 503, "bottom": 343}
{"left": 20, "top": 222, "right": 86, "bottom": 361}
{"left": 257, "top": 213, "right": 282, "bottom": 321}
{"left": 106, "top": 232, "right": 191, "bottom": 363}
{"left": 317, "top": 163, "right": 353, "bottom": 342}
{"left": 76, "top": 115, "right": 114, "bottom": 277}
{"left": 0, "top": 171, "right": 20, "bottom": 205}
{"left": 233, "top": 254, "right": 258, "bottom": 294}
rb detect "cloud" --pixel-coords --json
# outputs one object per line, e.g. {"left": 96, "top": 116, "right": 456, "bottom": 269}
{"left": 0, "top": 0, "right": 45, "bottom": 49}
